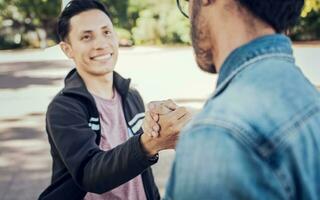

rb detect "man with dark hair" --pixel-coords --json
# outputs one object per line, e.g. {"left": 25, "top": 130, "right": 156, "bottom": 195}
{"left": 163, "top": 0, "right": 320, "bottom": 199}
{"left": 39, "top": 0, "right": 191, "bottom": 199}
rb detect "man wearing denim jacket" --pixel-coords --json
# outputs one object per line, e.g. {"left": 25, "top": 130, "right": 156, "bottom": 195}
{"left": 163, "top": 0, "right": 320, "bottom": 199}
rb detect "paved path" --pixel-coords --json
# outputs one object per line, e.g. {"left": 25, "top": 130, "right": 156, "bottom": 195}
{"left": 0, "top": 46, "right": 319, "bottom": 199}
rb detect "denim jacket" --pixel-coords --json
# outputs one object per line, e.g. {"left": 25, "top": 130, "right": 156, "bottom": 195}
{"left": 165, "top": 34, "right": 320, "bottom": 200}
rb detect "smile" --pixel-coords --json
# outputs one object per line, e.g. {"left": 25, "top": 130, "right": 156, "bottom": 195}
{"left": 91, "top": 53, "right": 112, "bottom": 61}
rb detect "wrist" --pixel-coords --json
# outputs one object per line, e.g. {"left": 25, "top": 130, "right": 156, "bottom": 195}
{"left": 140, "top": 133, "right": 159, "bottom": 157}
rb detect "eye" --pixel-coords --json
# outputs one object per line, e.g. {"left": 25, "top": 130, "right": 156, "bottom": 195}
{"left": 81, "top": 35, "right": 91, "bottom": 41}
{"left": 104, "top": 30, "right": 111, "bottom": 36}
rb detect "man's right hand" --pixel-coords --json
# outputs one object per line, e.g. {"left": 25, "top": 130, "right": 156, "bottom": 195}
{"left": 142, "top": 99, "right": 177, "bottom": 138}
{"left": 140, "top": 100, "right": 192, "bottom": 156}
{"left": 155, "top": 106, "right": 192, "bottom": 149}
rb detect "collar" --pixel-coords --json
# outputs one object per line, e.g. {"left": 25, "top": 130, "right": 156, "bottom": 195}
{"left": 63, "top": 68, "right": 131, "bottom": 100}
{"left": 214, "top": 34, "right": 294, "bottom": 97}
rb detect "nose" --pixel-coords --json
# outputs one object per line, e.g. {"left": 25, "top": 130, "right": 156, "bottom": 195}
{"left": 93, "top": 34, "right": 109, "bottom": 50}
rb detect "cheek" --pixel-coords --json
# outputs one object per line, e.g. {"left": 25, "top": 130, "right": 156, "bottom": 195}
{"left": 113, "top": 40, "right": 119, "bottom": 50}
{"left": 112, "top": 40, "right": 119, "bottom": 59}
{"left": 111, "top": 34, "right": 119, "bottom": 48}
{"left": 78, "top": 46, "right": 92, "bottom": 60}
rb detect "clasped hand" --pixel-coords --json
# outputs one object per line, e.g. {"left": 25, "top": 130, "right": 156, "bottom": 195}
{"left": 142, "top": 99, "right": 192, "bottom": 150}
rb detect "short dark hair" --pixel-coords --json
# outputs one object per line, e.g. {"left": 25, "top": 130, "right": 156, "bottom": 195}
{"left": 57, "top": 0, "right": 111, "bottom": 42}
{"left": 237, "top": 0, "right": 305, "bottom": 33}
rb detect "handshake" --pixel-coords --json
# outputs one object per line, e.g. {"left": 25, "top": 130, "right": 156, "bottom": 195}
{"left": 140, "top": 99, "right": 192, "bottom": 157}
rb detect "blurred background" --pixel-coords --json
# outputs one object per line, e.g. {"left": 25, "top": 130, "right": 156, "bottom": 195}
{"left": 0, "top": 0, "right": 319, "bottom": 199}
{"left": 0, "top": 0, "right": 320, "bottom": 49}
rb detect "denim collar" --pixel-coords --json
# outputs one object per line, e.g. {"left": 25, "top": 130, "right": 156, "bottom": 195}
{"left": 213, "top": 34, "right": 294, "bottom": 97}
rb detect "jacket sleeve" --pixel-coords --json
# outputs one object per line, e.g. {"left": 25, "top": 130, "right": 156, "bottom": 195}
{"left": 46, "top": 96, "right": 156, "bottom": 194}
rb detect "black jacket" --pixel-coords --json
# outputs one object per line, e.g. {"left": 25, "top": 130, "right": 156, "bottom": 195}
{"left": 39, "top": 69, "right": 160, "bottom": 200}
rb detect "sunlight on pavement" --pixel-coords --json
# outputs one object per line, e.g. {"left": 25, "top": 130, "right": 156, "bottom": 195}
{"left": 14, "top": 67, "right": 70, "bottom": 78}
{"left": 0, "top": 86, "right": 62, "bottom": 118}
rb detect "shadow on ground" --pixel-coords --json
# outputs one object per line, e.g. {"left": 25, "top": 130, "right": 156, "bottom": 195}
{"left": 0, "top": 60, "right": 72, "bottom": 74}
{"left": 0, "top": 74, "right": 62, "bottom": 89}
{"left": 0, "top": 114, "right": 51, "bottom": 200}
{"left": 0, "top": 61, "right": 72, "bottom": 89}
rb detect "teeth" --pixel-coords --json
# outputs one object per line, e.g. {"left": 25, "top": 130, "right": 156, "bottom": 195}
{"left": 93, "top": 54, "right": 112, "bottom": 61}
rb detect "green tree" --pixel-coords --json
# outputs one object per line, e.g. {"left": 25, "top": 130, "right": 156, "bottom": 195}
{"left": 0, "top": 0, "right": 61, "bottom": 49}
{"left": 131, "top": 0, "right": 190, "bottom": 45}
{"left": 302, "top": 0, "right": 320, "bottom": 17}
{"left": 290, "top": 0, "right": 320, "bottom": 41}
{"left": 101, "top": 0, "right": 129, "bottom": 28}
{"left": 1, "top": 0, "right": 319, "bottom": 49}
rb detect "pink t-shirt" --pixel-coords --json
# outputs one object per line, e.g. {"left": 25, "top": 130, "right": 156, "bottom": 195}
{"left": 84, "top": 89, "right": 147, "bottom": 200}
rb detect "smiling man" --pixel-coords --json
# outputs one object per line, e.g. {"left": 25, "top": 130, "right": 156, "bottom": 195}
{"left": 38, "top": 1, "right": 191, "bottom": 200}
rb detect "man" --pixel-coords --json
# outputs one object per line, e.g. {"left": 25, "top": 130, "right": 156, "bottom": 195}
{"left": 163, "top": 0, "right": 320, "bottom": 199}
{"left": 39, "top": 1, "right": 190, "bottom": 199}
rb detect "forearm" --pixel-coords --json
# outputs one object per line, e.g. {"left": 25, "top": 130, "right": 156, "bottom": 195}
{"left": 82, "top": 135, "right": 156, "bottom": 193}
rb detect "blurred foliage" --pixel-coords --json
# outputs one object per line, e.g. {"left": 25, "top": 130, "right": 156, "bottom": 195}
{"left": 0, "top": 0, "right": 319, "bottom": 50}
{"left": 0, "top": 0, "right": 61, "bottom": 49}
{"left": 102, "top": 0, "right": 190, "bottom": 45}
{"left": 301, "top": 0, "right": 320, "bottom": 17}
{"left": 130, "top": 0, "right": 190, "bottom": 45}
{"left": 291, "top": 0, "right": 320, "bottom": 40}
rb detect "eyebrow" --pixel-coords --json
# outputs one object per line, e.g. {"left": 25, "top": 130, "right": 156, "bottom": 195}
{"left": 101, "top": 26, "right": 109, "bottom": 29}
{"left": 81, "top": 30, "right": 93, "bottom": 34}
{"left": 80, "top": 26, "right": 110, "bottom": 34}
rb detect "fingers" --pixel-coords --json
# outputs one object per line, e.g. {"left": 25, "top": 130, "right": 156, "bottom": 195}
{"left": 148, "top": 99, "right": 177, "bottom": 115}
{"left": 142, "top": 111, "right": 160, "bottom": 137}
{"left": 156, "top": 106, "right": 191, "bottom": 136}
{"left": 148, "top": 101, "right": 171, "bottom": 115}
{"left": 166, "top": 111, "right": 192, "bottom": 136}
{"left": 163, "top": 99, "right": 177, "bottom": 111}
{"left": 150, "top": 112, "right": 159, "bottom": 122}
{"left": 167, "top": 107, "right": 189, "bottom": 121}
{"left": 175, "top": 111, "right": 192, "bottom": 131}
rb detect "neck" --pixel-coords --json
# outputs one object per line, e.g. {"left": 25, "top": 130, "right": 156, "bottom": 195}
{"left": 209, "top": 7, "right": 275, "bottom": 72}
{"left": 79, "top": 70, "right": 114, "bottom": 99}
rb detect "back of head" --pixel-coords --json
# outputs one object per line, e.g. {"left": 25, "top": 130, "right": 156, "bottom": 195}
{"left": 237, "top": 0, "right": 305, "bottom": 33}
{"left": 57, "top": 0, "right": 111, "bottom": 42}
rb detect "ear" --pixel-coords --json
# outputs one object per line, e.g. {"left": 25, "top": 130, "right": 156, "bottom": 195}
{"left": 59, "top": 41, "right": 74, "bottom": 59}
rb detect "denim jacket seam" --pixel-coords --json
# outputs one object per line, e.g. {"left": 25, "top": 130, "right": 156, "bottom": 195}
{"left": 190, "top": 118, "right": 280, "bottom": 159}
{"left": 258, "top": 103, "right": 320, "bottom": 200}
{"left": 269, "top": 102, "right": 320, "bottom": 154}
{"left": 273, "top": 168, "right": 295, "bottom": 200}
{"left": 190, "top": 118, "right": 290, "bottom": 199}
{"left": 214, "top": 53, "right": 294, "bottom": 98}
{"left": 190, "top": 118, "right": 258, "bottom": 151}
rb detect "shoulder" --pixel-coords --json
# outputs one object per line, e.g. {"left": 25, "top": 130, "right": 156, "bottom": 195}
{"left": 47, "top": 92, "right": 88, "bottom": 118}
{"left": 128, "top": 87, "right": 143, "bottom": 99}
{"left": 126, "top": 87, "right": 145, "bottom": 108}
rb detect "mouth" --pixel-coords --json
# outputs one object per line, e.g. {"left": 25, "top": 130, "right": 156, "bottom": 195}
{"left": 91, "top": 53, "right": 113, "bottom": 62}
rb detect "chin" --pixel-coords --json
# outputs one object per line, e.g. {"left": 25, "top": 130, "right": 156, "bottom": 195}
{"left": 88, "top": 65, "right": 114, "bottom": 76}
{"left": 95, "top": 62, "right": 115, "bottom": 71}
{"left": 196, "top": 57, "right": 217, "bottom": 74}
{"left": 90, "top": 70, "right": 113, "bottom": 77}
